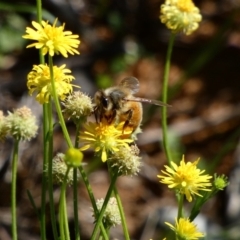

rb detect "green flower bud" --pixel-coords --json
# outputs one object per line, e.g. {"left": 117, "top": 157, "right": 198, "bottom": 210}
{"left": 64, "top": 148, "right": 83, "bottom": 167}
{"left": 213, "top": 174, "right": 229, "bottom": 191}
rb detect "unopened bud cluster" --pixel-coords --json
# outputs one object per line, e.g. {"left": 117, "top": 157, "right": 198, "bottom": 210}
{"left": 108, "top": 144, "right": 141, "bottom": 176}
{"left": 6, "top": 106, "right": 38, "bottom": 141}
{"left": 95, "top": 197, "right": 121, "bottom": 227}
{"left": 51, "top": 153, "right": 81, "bottom": 185}
{"left": 62, "top": 91, "right": 93, "bottom": 123}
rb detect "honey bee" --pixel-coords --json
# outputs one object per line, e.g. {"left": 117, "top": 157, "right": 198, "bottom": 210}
{"left": 94, "top": 77, "right": 170, "bottom": 133}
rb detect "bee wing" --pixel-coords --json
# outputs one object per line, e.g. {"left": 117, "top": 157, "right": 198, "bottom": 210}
{"left": 119, "top": 77, "right": 140, "bottom": 94}
{"left": 124, "top": 97, "right": 171, "bottom": 107}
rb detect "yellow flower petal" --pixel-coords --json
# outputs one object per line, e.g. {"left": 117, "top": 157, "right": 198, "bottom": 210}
{"left": 102, "top": 150, "right": 107, "bottom": 162}
{"left": 80, "top": 144, "right": 90, "bottom": 151}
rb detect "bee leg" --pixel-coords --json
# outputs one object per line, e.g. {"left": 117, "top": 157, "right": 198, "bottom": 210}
{"left": 106, "top": 109, "right": 117, "bottom": 124}
{"left": 122, "top": 109, "right": 133, "bottom": 134}
{"left": 94, "top": 107, "right": 101, "bottom": 123}
{"left": 93, "top": 107, "right": 98, "bottom": 123}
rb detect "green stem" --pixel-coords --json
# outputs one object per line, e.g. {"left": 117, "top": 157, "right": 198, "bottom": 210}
{"left": 90, "top": 170, "right": 119, "bottom": 240}
{"left": 73, "top": 122, "right": 82, "bottom": 240}
{"left": 177, "top": 194, "right": 184, "bottom": 220}
{"left": 36, "top": 0, "right": 45, "bottom": 66}
{"left": 73, "top": 168, "right": 80, "bottom": 240}
{"left": 47, "top": 101, "right": 59, "bottom": 240}
{"left": 78, "top": 167, "right": 108, "bottom": 240}
{"left": 48, "top": 50, "right": 107, "bottom": 239}
{"left": 113, "top": 187, "right": 130, "bottom": 240}
{"left": 59, "top": 167, "right": 71, "bottom": 240}
{"left": 48, "top": 55, "right": 73, "bottom": 148}
{"left": 161, "top": 32, "right": 176, "bottom": 165}
{"left": 11, "top": 139, "right": 19, "bottom": 240}
{"left": 36, "top": 0, "right": 47, "bottom": 239}
{"left": 40, "top": 104, "right": 49, "bottom": 240}
{"left": 48, "top": 54, "right": 108, "bottom": 239}
{"left": 74, "top": 121, "right": 81, "bottom": 148}
{"left": 36, "top": 0, "right": 42, "bottom": 29}
{"left": 63, "top": 188, "right": 70, "bottom": 240}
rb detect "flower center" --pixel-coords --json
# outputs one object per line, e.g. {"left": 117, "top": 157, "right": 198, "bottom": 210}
{"left": 177, "top": 0, "right": 195, "bottom": 12}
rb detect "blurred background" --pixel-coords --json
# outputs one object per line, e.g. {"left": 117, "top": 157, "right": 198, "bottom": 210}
{"left": 0, "top": 0, "right": 240, "bottom": 239}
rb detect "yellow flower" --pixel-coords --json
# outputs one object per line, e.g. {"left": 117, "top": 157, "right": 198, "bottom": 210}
{"left": 23, "top": 19, "right": 80, "bottom": 57}
{"left": 157, "top": 155, "right": 212, "bottom": 202}
{"left": 27, "top": 64, "right": 75, "bottom": 104}
{"left": 160, "top": 0, "right": 202, "bottom": 35}
{"left": 79, "top": 120, "right": 133, "bottom": 162}
{"left": 165, "top": 218, "right": 204, "bottom": 240}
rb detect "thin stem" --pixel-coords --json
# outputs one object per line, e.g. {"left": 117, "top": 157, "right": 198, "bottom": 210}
{"left": 48, "top": 51, "right": 108, "bottom": 239}
{"left": 90, "top": 170, "right": 119, "bottom": 240}
{"left": 73, "top": 168, "right": 80, "bottom": 240}
{"left": 161, "top": 32, "right": 176, "bottom": 165}
{"left": 177, "top": 194, "right": 184, "bottom": 220}
{"left": 48, "top": 55, "right": 73, "bottom": 148}
{"left": 113, "top": 186, "right": 130, "bottom": 240}
{"left": 36, "top": 0, "right": 45, "bottom": 65}
{"left": 48, "top": 55, "right": 108, "bottom": 238}
{"left": 36, "top": 0, "right": 47, "bottom": 238}
{"left": 59, "top": 167, "right": 71, "bottom": 240}
{"left": 47, "top": 101, "right": 59, "bottom": 240}
{"left": 40, "top": 104, "right": 49, "bottom": 240}
{"left": 74, "top": 121, "right": 81, "bottom": 148}
{"left": 73, "top": 122, "right": 82, "bottom": 240}
{"left": 11, "top": 139, "right": 19, "bottom": 240}
{"left": 78, "top": 167, "right": 108, "bottom": 240}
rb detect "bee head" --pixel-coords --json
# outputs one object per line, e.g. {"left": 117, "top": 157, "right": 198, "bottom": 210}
{"left": 94, "top": 90, "right": 111, "bottom": 111}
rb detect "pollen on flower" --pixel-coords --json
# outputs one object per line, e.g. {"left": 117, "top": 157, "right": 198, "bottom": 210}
{"left": 6, "top": 106, "right": 38, "bottom": 141}
{"left": 79, "top": 120, "right": 133, "bottom": 162}
{"left": 157, "top": 155, "right": 212, "bottom": 202}
{"left": 165, "top": 218, "right": 204, "bottom": 240}
{"left": 160, "top": 0, "right": 202, "bottom": 35}
{"left": 23, "top": 19, "right": 80, "bottom": 57}
{"left": 27, "top": 64, "right": 75, "bottom": 104}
